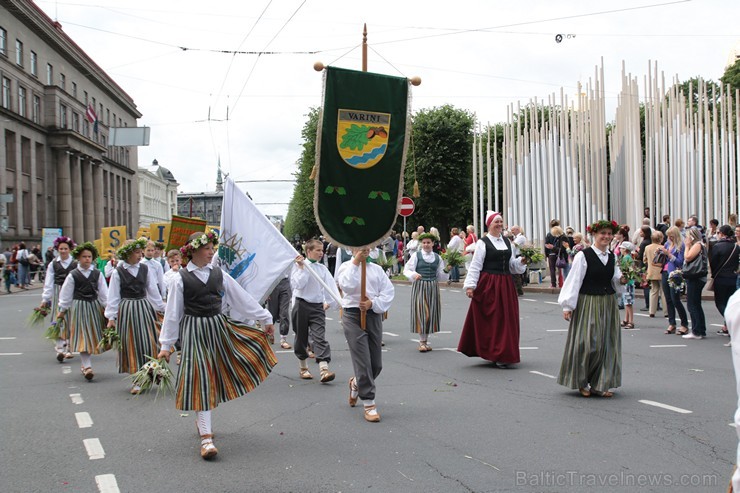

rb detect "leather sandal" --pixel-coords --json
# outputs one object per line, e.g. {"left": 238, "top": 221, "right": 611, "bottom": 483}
{"left": 56, "top": 352, "right": 65, "bottom": 362}
{"left": 81, "top": 367, "right": 94, "bottom": 381}
{"left": 280, "top": 340, "right": 292, "bottom": 349}
{"left": 319, "top": 368, "right": 335, "bottom": 383}
{"left": 424, "top": 343, "right": 432, "bottom": 351}
{"left": 348, "top": 377, "right": 358, "bottom": 407}
{"left": 591, "top": 389, "right": 614, "bottom": 398}
{"left": 363, "top": 404, "right": 381, "bottom": 423}
{"left": 664, "top": 326, "right": 676, "bottom": 334}
{"left": 578, "top": 387, "right": 591, "bottom": 397}
{"left": 677, "top": 327, "right": 689, "bottom": 336}
{"left": 200, "top": 434, "right": 218, "bottom": 460}
{"left": 418, "top": 343, "right": 428, "bottom": 353}
{"left": 299, "top": 368, "right": 313, "bottom": 380}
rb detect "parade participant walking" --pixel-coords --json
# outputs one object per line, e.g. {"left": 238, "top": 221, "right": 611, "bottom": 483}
{"left": 404, "top": 233, "right": 448, "bottom": 352}
{"left": 267, "top": 272, "right": 292, "bottom": 348}
{"left": 459, "top": 211, "right": 527, "bottom": 367}
{"left": 291, "top": 239, "right": 342, "bottom": 382}
{"left": 337, "top": 247, "right": 394, "bottom": 422}
{"left": 446, "top": 228, "right": 463, "bottom": 283}
{"left": 39, "top": 236, "right": 77, "bottom": 362}
{"left": 142, "top": 240, "right": 166, "bottom": 297}
{"left": 163, "top": 249, "right": 183, "bottom": 295}
{"left": 157, "top": 232, "right": 276, "bottom": 459}
{"left": 57, "top": 243, "right": 109, "bottom": 381}
{"left": 105, "top": 238, "right": 167, "bottom": 394}
{"left": 557, "top": 220, "right": 625, "bottom": 398}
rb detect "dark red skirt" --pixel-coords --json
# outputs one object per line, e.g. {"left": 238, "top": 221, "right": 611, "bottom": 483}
{"left": 458, "top": 272, "right": 520, "bottom": 363}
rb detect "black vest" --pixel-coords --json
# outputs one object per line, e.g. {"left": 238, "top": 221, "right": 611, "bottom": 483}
{"left": 181, "top": 268, "right": 223, "bottom": 317}
{"left": 53, "top": 259, "right": 78, "bottom": 286}
{"left": 71, "top": 269, "right": 101, "bottom": 301}
{"left": 481, "top": 236, "right": 512, "bottom": 275}
{"left": 118, "top": 264, "right": 148, "bottom": 299}
{"left": 579, "top": 248, "right": 616, "bottom": 296}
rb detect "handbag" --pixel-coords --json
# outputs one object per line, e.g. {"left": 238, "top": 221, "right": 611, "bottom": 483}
{"left": 652, "top": 249, "right": 667, "bottom": 266}
{"left": 707, "top": 244, "right": 738, "bottom": 292}
{"left": 682, "top": 245, "right": 708, "bottom": 279}
{"left": 556, "top": 256, "right": 567, "bottom": 269}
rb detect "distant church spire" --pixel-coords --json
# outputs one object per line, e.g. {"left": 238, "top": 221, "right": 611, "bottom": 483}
{"left": 216, "top": 155, "right": 223, "bottom": 193}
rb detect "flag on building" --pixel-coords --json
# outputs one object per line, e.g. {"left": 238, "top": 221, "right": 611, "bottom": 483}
{"left": 314, "top": 66, "right": 411, "bottom": 248}
{"left": 86, "top": 104, "right": 98, "bottom": 133}
{"left": 219, "top": 177, "right": 297, "bottom": 304}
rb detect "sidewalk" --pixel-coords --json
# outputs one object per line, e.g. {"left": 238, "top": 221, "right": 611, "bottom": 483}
{"left": 0, "top": 280, "right": 44, "bottom": 296}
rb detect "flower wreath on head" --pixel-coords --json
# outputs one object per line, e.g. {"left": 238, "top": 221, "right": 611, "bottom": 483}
{"left": 53, "top": 236, "right": 76, "bottom": 250}
{"left": 417, "top": 233, "right": 437, "bottom": 242}
{"left": 71, "top": 241, "right": 99, "bottom": 260}
{"left": 180, "top": 231, "right": 219, "bottom": 259}
{"left": 154, "top": 241, "right": 166, "bottom": 250}
{"left": 117, "top": 237, "right": 148, "bottom": 260}
{"left": 586, "top": 220, "right": 619, "bottom": 234}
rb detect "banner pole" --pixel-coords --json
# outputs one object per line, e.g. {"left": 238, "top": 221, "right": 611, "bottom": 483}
{"left": 359, "top": 23, "right": 368, "bottom": 330}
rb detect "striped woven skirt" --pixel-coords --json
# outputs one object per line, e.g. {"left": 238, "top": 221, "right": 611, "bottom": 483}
{"left": 49, "top": 284, "right": 68, "bottom": 340}
{"left": 67, "top": 299, "right": 107, "bottom": 355}
{"left": 117, "top": 298, "right": 161, "bottom": 374}
{"left": 557, "top": 293, "right": 622, "bottom": 392}
{"left": 410, "top": 279, "right": 441, "bottom": 335}
{"left": 175, "top": 314, "right": 278, "bottom": 411}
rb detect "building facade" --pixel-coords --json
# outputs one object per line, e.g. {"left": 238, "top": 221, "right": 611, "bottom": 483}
{"left": 138, "top": 159, "right": 178, "bottom": 227}
{"left": 0, "top": 0, "right": 141, "bottom": 247}
{"left": 176, "top": 191, "right": 223, "bottom": 225}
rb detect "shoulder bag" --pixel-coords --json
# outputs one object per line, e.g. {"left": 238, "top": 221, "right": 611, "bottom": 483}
{"left": 706, "top": 244, "right": 738, "bottom": 292}
{"left": 682, "top": 245, "right": 708, "bottom": 279}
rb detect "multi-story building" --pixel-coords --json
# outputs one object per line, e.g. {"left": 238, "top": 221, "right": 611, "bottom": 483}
{"left": 176, "top": 165, "right": 225, "bottom": 225}
{"left": 0, "top": 0, "right": 141, "bottom": 247}
{"left": 138, "top": 159, "right": 178, "bottom": 227}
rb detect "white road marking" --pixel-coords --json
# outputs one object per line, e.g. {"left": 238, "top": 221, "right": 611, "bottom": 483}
{"left": 96, "top": 474, "right": 120, "bottom": 493}
{"left": 325, "top": 317, "right": 333, "bottom": 321}
{"left": 0, "top": 352, "right": 22, "bottom": 355}
{"left": 62, "top": 366, "right": 72, "bottom": 374}
{"left": 649, "top": 345, "right": 687, "bottom": 348}
{"left": 520, "top": 347, "right": 539, "bottom": 350}
{"left": 383, "top": 332, "right": 399, "bottom": 337}
{"left": 382, "top": 349, "right": 388, "bottom": 353}
{"left": 546, "top": 329, "right": 568, "bottom": 332}
{"left": 521, "top": 298, "right": 537, "bottom": 302}
{"left": 544, "top": 301, "right": 559, "bottom": 305}
{"left": 730, "top": 423, "right": 737, "bottom": 428}
{"left": 84, "top": 438, "right": 106, "bottom": 459}
{"left": 639, "top": 400, "right": 692, "bottom": 414}
{"left": 439, "top": 348, "right": 459, "bottom": 352}
{"left": 711, "top": 324, "right": 724, "bottom": 327}
{"left": 634, "top": 313, "right": 650, "bottom": 317}
{"left": 70, "top": 393, "right": 84, "bottom": 405}
{"left": 438, "top": 331, "right": 452, "bottom": 334}
{"left": 529, "top": 370, "right": 556, "bottom": 379}
{"left": 449, "top": 290, "right": 461, "bottom": 293}
{"left": 440, "top": 288, "right": 447, "bottom": 292}
{"left": 0, "top": 337, "right": 17, "bottom": 340}
{"left": 75, "top": 412, "right": 93, "bottom": 428}
{"left": 275, "top": 350, "right": 293, "bottom": 354}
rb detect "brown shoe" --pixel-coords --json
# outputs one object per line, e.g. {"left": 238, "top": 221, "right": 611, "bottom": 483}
{"left": 578, "top": 387, "right": 591, "bottom": 397}
{"left": 82, "top": 367, "right": 94, "bottom": 381}
{"left": 418, "top": 343, "right": 428, "bottom": 353}
{"left": 200, "top": 434, "right": 218, "bottom": 460}
{"left": 364, "top": 404, "right": 381, "bottom": 422}
{"left": 348, "top": 377, "right": 358, "bottom": 407}
{"left": 319, "top": 368, "right": 335, "bottom": 383}
{"left": 130, "top": 385, "right": 142, "bottom": 395}
{"left": 56, "top": 352, "right": 65, "bottom": 362}
{"left": 299, "top": 368, "right": 313, "bottom": 380}
{"left": 280, "top": 340, "right": 292, "bottom": 349}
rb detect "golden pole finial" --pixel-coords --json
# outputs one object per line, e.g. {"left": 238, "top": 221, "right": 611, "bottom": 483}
{"left": 362, "top": 23, "right": 368, "bottom": 72}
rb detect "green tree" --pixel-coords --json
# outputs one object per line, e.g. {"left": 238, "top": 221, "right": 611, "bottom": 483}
{"left": 284, "top": 108, "right": 320, "bottom": 240}
{"left": 721, "top": 59, "right": 740, "bottom": 94}
{"left": 401, "top": 105, "right": 475, "bottom": 243}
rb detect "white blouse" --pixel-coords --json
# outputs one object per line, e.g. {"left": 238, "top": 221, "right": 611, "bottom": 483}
{"left": 291, "top": 261, "right": 341, "bottom": 309}
{"left": 58, "top": 265, "right": 109, "bottom": 310}
{"left": 141, "top": 257, "right": 166, "bottom": 297}
{"left": 42, "top": 256, "right": 74, "bottom": 303}
{"left": 105, "top": 261, "right": 166, "bottom": 319}
{"left": 336, "top": 260, "right": 394, "bottom": 314}
{"left": 558, "top": 246, "right": 624, "bottom": 312}
{"left": 403, "top": 250, "right": 448, "bottom": 282}
{"left": 463, "top": 235, "right": 526, "bottom": 290}
{"left": 159, "top": 262, "right": 273, "bottom": 348}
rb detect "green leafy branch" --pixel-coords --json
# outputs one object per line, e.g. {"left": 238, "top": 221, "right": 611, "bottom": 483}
{"left": 324, "top": 186, "right": 347, "bottom": 195}
{"left": 339, "top": 124, "right": 370, "bottom": 151}
{"left": 368, "top": 191, "right": 391, "bottom": 200}
{"left": 343, "top": 216, "right": 366, "bottom": 226}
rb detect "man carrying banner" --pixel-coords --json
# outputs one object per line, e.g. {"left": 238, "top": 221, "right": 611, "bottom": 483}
{"left": 291, "top": 239, "right": 342, "bottom": 383}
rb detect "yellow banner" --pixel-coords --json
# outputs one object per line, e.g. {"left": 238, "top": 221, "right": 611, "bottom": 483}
{"left": 101, "top": 226, "right": 127, "bottom": 254}
{"left": 136, "top": 227, "right": 149, "bottom": 239}
{"left": 150, "top": 222, "right": 171, "bottom": 244}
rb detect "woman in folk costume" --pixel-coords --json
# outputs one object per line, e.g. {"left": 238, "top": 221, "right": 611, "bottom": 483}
{"left": 105, "top": 238, "right": 167, "bottom": 394}
{"left": 403, "top": 233, "right": 448, "bottom": 352}
{"left": 38, "top": 236, "right": 77, "bottom": 362}
{"left": 557, "top": 220, "right": 626, "bottom": 398}
{"left": 458, "top": 211, "right": 527, "bottom": 368}
{"left": 57, "top": 242, "right": 108, "bottom": 381}
{"left": 157, "top": 232, "right": 276, "bottom": 460}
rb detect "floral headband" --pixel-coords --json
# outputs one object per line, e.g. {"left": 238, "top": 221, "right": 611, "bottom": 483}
{"left": 586, "top": 220, "right": 619, "bottom": 234}
{"left": 180, "top": 231, "right": 219, "bottom": 259}
{"left": 117, "top": 237, "right": 148, "bottom": 260}
{"left": 71, "top": 241, "right": 99, "bottom": 260}
{"left": 54, "top": 236, "right": 76, "bottom": 250}
{"left": 418, "top": 233, "right": 437, "bottom": 242}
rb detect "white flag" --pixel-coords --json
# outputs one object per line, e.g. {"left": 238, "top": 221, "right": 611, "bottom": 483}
{"left": 218, "top": 177, "right": 297, "bottom": 304}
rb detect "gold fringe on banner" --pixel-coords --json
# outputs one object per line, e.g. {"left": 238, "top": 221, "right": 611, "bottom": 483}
{"left": 410, "top": 126, "right": 420, "bottom": 198}
{"left": 309, "top": 164, "right": 317, "bottom": 181}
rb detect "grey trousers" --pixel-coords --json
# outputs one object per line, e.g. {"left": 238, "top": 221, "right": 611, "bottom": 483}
{"left": 292, "top": 298, "right": 331, "bottom": 363}
{"left": 343, "top": 308, "right": 383, "bottom": 401}
{"left": 267, "top": 277, "right": 291, "bottom": 336}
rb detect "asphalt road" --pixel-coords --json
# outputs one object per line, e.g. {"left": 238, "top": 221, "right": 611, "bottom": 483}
{"left": 0, "top": 283, "right": 736, "bottom": 493}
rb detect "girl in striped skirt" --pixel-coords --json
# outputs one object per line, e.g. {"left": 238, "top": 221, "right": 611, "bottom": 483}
{"left": 403, "top": 233, "right": 448, "bottom": 352}
{"left": 57, "top": 242, "right": 108, "bottom": 381}
{"left": 557, "top": 220, "right": 626, "bottom": 398}
{"left": 157, "top": 232, "right": 276, "bottom": 460}
{"left": 38, "top": 236, "right": 77, "bottom": 362}
{"left": 105, "top": 238, "right": 166, "bottom": 394}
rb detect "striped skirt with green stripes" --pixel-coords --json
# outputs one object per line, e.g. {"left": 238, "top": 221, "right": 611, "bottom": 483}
{"left": 410, "top": 279, "right": 441, "bottom": 335}
{"left": 66, "top": 300, "right": 107, "bottom": 355}
{"left": 175, "top": 314, "right": 278, "bottom": 411}
{"left": 50, "top": 284, "right": 68, "bottom": 340}
{"left": 557, "top": 293, "right": 622, "bottom": 392}
{"left": 117, "top": 298, "right": 161, "bottom": 374}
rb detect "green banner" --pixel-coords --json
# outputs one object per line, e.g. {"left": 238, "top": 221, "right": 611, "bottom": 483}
{"left": 167, "top": 215, "right": 206, "bottom": 252}
{"left": 315, "top": 66, "right": 409, "bottom": 248}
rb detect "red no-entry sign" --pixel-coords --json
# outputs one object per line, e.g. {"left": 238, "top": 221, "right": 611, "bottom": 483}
{"left": 399, "top": 196, "right": 415, "bottom": 217}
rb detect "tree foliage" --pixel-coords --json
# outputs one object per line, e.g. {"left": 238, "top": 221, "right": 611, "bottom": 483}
{"left": 283, "top": 108, "right": 320, "bottom": 241}
{"left": 721, "top": 59, "right": 740, "bottom": 94}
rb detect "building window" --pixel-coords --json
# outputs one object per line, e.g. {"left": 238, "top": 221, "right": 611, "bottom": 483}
{"left": 106, "top": 108, "right": 110, "bottom": 126}
{"left": 83, "top": 90, "right": 88, "bottom": 105}
{"left": 1, "top": 77, "right": 10, "bottom": 109}
{"left": 32, "top": 95, "right": 40, "bottom": 123}
{"left": 15, "top": 39, "right": 22, "bottom": 66}
{"left": 83, "top": 119, "right": 89, "bottom": 136}
{"left": 72, "top": 112, "right": 79, "bottom": 132}
{"left": 0, "top": 27, "right": 6, "bottom": 56}
{"left": 30, "top": 51, "right": 37, "bottom": 76}
{"left": 46, "top": 63, "right": 53, "bottom": 85}
{"left": 18, "top": 86, "right": 26, "bottom": 117}
{"left": 72, "top": 81, "right": 77, "bottom": 98}
{"left": 59, "top": 73, "right": 65, "bottom": 90}
{"left": 60, "top": 103, "right": 67, "bottom": 129}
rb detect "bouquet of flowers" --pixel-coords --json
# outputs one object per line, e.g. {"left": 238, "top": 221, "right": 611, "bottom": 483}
{"left": 44, "top": 321, "right": 61, "bottom": 341}
{"left": 98, "top": 326, "right": 121, "bottom": 351}
{"left": 375, "top": 251, "right": 398, "bottom": 274}
{"left": 129, "top": 356, "right": 175, "bottom": 399}
{"left": 441, "top": 249, "right": 465, "bottom": 269}
{"left": 668, "top": 269, "right": 686, "bottom": 293}
{"left": 518, "top": 244, "right": 545, "bottom": 264}
{"left": 618, "top": 253, "right": 644, "bottom": 285}
{"left": 27, "top": 306, "right": 50, "bottom": 327}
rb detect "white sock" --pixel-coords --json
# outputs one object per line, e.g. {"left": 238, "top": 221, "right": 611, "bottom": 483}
{"left": 55, "top": 339, "right": 64, "bottom": 352}
{"left": 362, "top": 399, "right": 377, "bottom": 414}
{"left": 299, "top": 359, "right": 308, "bottom": 370}
{"left": 79, "top": 352, "right": 91, "bottom": 368}
{"left": 350, "top": 377, "right": 359, "bottom": 397}
{"left": 196, "top": 410, "right": 212, "bottom": 436}
{"left": 319, "top": 361, "right": 329, "bottom": 371}
{"left": 419, "top": 336, "right": 427, "bottom": 343}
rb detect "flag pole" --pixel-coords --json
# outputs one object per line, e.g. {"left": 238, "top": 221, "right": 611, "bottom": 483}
{"left": 360, "top": 23, "right": 368, "bottom": 330}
